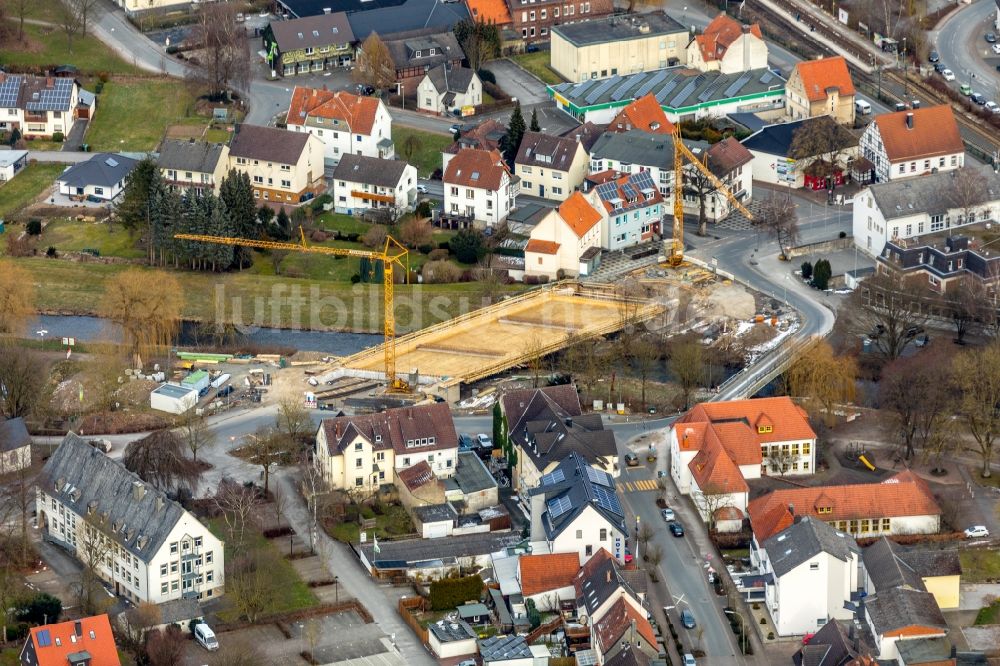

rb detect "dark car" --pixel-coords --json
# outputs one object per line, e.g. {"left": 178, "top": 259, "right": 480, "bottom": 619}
{"left": 972, "top": 93, "right": 987, "bottom": 105}
{"left": 987, "top": 32, "right": 998, "bottom": 43}
{"left": 458, "top": 433, "right": 475, "bottom": 450}
{"left": 928, "top": 50, "right": 939, "bottom": 63}
{"left": 669, "top": 521, "right": 685, "bottom": 537}
{"left": 933, "top": 62, "right": 945, "bottom": 73}
{"left": 681, "top": 609, "right": 696, "bottom": 629}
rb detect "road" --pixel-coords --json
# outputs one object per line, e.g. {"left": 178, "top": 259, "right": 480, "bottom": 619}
{"left": 935, "top": 0, "right": 1000, "bottom": 102}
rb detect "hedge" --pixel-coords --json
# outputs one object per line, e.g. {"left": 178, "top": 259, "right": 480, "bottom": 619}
{"left": 429, "top": 574, "right": 484, "bottom": 611}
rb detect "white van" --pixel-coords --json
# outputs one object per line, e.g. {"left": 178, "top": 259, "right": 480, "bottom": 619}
{"left": 194, "top": 623, "right": 219, "bottom": 651}
{"left": 855, "top": 99, "right": 872, "bottom": 115}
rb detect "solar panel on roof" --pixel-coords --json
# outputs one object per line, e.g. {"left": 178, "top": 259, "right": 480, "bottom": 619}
{"left": 37, "top": 630, "right": 51, "bottom": 647}
{"left": 611, "top": 73, "right": 646, "bottom": 102}
{"left": 631, "top": 171, "right": 655, "bottom": 190}
{"left": 595, "top": 180, "right": 619, "bottom": 201}
{"left": 724, "top": 72, "right": 754, "bottom": 98}
{"left": 541, "top": 469, "right": 565, "bottom": 485}
{"left": 760, "top": 71, "right": 774, "bottom": 84}
{"left": 635, "top": 69, "right": 670, "bottom": 99}
{"left": 592, "top": 485, "right": 623, "bottom": 515}
{"left": 670, "top": 78, "right": 700, "bottom": 107}
{"left": 106, "top": 157, "right": 119, "bottom": 168}
{"left": 654, "top": 80, "right": 679, "bottom": 103}
{"left": 548, "top": 495, "right": 573, "bottom": 518}
{"left": 585, "top": 75, "right": 623, "bottom": 105}
{"left": 568, "top": 79, "right": 596, "bottom": 100}
{"left": 621, "top": 182, "right": 636, "bottom": 199}
{"left": 584, "top": 465, "right": 611, "bottom": 487}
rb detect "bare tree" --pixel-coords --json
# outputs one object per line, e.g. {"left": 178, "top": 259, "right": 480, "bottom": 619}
{"left": 122, "top": 431, "right": 202, "bottom": 493}
{"left": 645, "top": 544, "right": 663, "bottom": 582}
{"left": 226, "top": 551, "right": 272, "bottom": 622}
{"left": 398, "top": 217, "right": 434, "bottom": 249}
{"left": 523, "top": 334, "right": 548, "bottom": 388}
{"left": 177, "top": 409, "right": 212, "bottom": 463}
{"left": 400, "top": 133, "right": 423, "bottom": 163}
{"left": 246, "top": 427, "right": 283, "bottom": 495}
{"left": 756, "top": 194, "right": 799, "bottom": 260}
{"left": 789, "top": 116, "right": 856, "bottom": 185}
{"left": 275, "top": 397, "right": 313, "bottom": 447}
{"left": 765, "top": 447, "right": 795, "bottom": 476}
{"left": 70, "top": 0, "right": 101, "bottom": 37}
{"left": 954, "top": 342, "right": 1000, "bottom": 478}
{"left": 631, "top": 335, "right": 661, "bottom": 412}
{"left": 0, "top": 259, "right": 34, "bottom": 336}
{"left": 188, "top": 3, "right": 251, "bottom": 98}
{"left": 120, "top": 602, "right": 162, "bottom": 654}
{"left": 684, "top": 160, "right": 720, "bottom": 238}
{"left": 941, "top": 167, "right": 989, "bottom": 225}
{"left": 75, "top": 517, "right": 115, "bottom": 616}
{"left": 0, "top": 347, "right": 45, "bottom": 419}
{"left": 353, "top": 33, "right": 396, "bottom": 93}
{"left": 214, "top": 477, "right": 259, "bottom": 551}
{"left": 214, "top": 645, "right": 266, "bottom": 666}
{"left": 146, "top": 626, "right": 185, "bottom": 666}
{"left": 11, "top": 0, "right": 29, "bottom": 41}
{"left": 0, "top": 465, "right": 35, "bottom": 566}
{"left": 847, "top": 270, "right": 929, "bottom": 360}
{"left": 101, "top": 269, "right": 183, "bottom": 369}
{"left": 56, "top": 0, "right": 81, "bottom": 52}
{"left": 785, "top": 340, "right": 857, "bottom": 427}
{"left": 668, "top": 335, "right": 704, "bottom": 410}
{"left": 946, "top": 279, "right": 988, "bottom": 345}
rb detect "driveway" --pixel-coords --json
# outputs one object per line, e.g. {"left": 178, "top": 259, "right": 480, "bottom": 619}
{"left": 490, "top": 60, "right": 550, "bottom": 105}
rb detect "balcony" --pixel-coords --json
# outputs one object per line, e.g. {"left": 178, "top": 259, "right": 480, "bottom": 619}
{"left": 352, "top": 190, "right": 395, "bottom": 204}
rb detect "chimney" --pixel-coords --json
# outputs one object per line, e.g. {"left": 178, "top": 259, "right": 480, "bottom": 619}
{"left": 606, "top": 568, "right": 612, "bottom": 583}
{"left": 155, "top": 496, "right": 165, "bottom": 512}
{"left": 46, "top": 77, "right": 54, "bottom": 88}
{"left": 743, "top": 25, "right": 751, "bottom": 72}
{"left": 575, "top": 133, "right": 581, "bottom": 143}
{"left": 323, "top": 7, "right": 332, "bottom": 13}
{"left": 74, "top": 621, "right": 82, "bottom": 637}
{"left": 905, "top": 112, "right": 913, "bottom": 129}
{"left": 0, "top": 72, "right": 5, "bottom": 83}
{"left": 335, "top": 421, "right": 342, "bottom": 438}
{"left": 132, "top": 481, "right": 146, "bottom": 501}
{"left": 788, "top": 503, "right": 794, "bottom": 517}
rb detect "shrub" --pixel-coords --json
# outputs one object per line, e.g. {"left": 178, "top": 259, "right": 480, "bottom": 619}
{"left": 310, "top": 193, "right": 332, "bottom": 211}
{"left": 94, "top": 80, "right": 104, "bottom": 94}
{"left": 415, "top": 201, "right": 432, "bottom": 218}
{"left": 450, "top": 228, "right": 486, "bottom": 264}
{"left": 800, "top": 261, "right": 813, "bottom": 280}
{"left": 767, "top": 632, "right": 775, "bottom": 640}
{"left": 188, "top": 618, "right": 203, "bottom": 634}
{"left": 839, "top": 230, "right": 847, "bottom": 238}
{"left": 811, "top": 258, "right": 832, "bottom": 290}
{"left": 26, "top": 219, "right": 42, "bottom": 235}
{"left": 417, "top": 243, "right": 434, "bottom": 255}
{"left": 760, "top": 617, "right": 767, "bottom": 624}
{"left": 429, "top": 574, "right": 484, "bottom": 611}
{"left": 428, "top": 248, "right": 450, "bottom": 261}
{"left": 437, "top": 241, "right": 450, "bottom": 251}
{"left": 15, "top": 593, "right": 62, "bottom": 625}
{"left": 751, "top": 603, "right": 759, "bottom": 610}
{"left": 46, "top": 246, "right": 57, "bottom": 257}
{"left": 478, "top": 68, "right": 497, "bottom": 85}
{"left": 51, "top": 131, "right": 64, "bottom": 143}
{"left": 422, "top": 260, "right": 462, "bottom": 283}
{"left": 350, "top": 274, "right": 361, "bottom": 284}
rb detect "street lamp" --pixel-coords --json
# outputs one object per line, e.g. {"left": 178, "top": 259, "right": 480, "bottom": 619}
{"left": 334, "top": 575, "right": 340, "bottom": 603}
{"left": 725, "top": 609, "right": 748, "bottom": 655}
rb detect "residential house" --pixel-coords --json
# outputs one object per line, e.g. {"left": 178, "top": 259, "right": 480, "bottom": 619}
{"left": 112, "top": 0, "right": 186, "bottom": 15}
{"left": 589, "top": 128, "right": 706, "bottom": 198}
{"left": 227, "top": 124, "right": 325, "bottom": 205}
{"left": 347, "top": 0, "right": 470, "bottom": 42}
{"left": 549, "top": 66, "right": 786, "bottom": 125}
{"left": 157, "top": 139, "right": 230, "bottom": 196}
{"left": 524, "top": 190, "right": 605, "bottom": 279}
{"left": 696, "top": 137, "right": 754, "bottom": 223}
{"left": 549, "top": 11, "right": 687, "bottom": 82}
{"left": 506, "top": 0, "right": 615, "bottom": 43}
{"left": 466, "top": 0, "right": 513, "bottom": 28}
{"left": 427, "top": 619, "right": 478, "bottom": 660}
{"left": 874, "top": 235, "right": 1000, "bottom": 295}
{"left": 590, "top": 170, "right": 665, "bottom": 251}
{"left": 862, "top": 537, "right": 962, "bottom": 610}
{"left": 573, "top": 549, "right": 647, "bottom": 631}
{"left": 793, "top": 619, "right": 878, "bottom": 666}
{"left": 314, "top": 403, "right": 459, "bottom": 491}
{"left": 895, "top": 636, "right": 984, "bottom": 666}
{"left": 528, "top": 453, "right": 626, "bottom": 562}
{"left": 517, "top": 551, "right": 580, "bottom": 611}
{"left": 56, "top": 153, "right": 139, "bottom": 202}
{"left": 445, "top": 451, "right": 499, "bottom": 513}
{"left": 442, "top": 148, "right": 517, "bottom": 228}
{"left": 358, "top": 532, "right": 512, "bottom": 580}
{"left": 37, "top": 433, "right": 225, "bottom": 604}
{"left": 785, "top": 56, "right": 856, "bottom": 125}
{"left": 741, "top": 115, "right": 859, "bottom": 189}
{"left": 417, "top": 65, "right": 482, "bottom": 115}
{"left": 0, "top": 149, "right": 28, "bottom": 182}
{"left": 561, "top": 120, "right": 606, "bottom": 153}
{"left": 384, "top": 28, "right": 465, "bottom": 96}
{"left": 479, "top": 634, "right": 550, "bottom": 666}
{"left": 859, "top": 105, "right": 964, "bottom": 183}
{"left": 0, "top": 417, "right": 31, "bottom": 475}
{"left": 396, "top": 461, "right": 446, "bottom": 512}
{"left": 499, "top": 384, "right": 617, "bottom": 491}
{"left": 593, "top": 597, "right": 659, "bottom": 664}
{"left": 515, "top": 130, "right": 589, "bottom": 201}
{"left": 864, "top": 587, "right": 947, "bottom": 661}
{"left": 331, "top": 154, "right": 417, "bottom": 214}
{"left": 263, "top": 12, "right": 355, "bottom": 77}
{"left": 20, "top": 614, "right": 120, "bottom": 666}
{"left": 443, "top": 119, "right": 507, "bottom": 169}
{"left": 286, "top": 87, "right": 394, "bottom": 166}
{"left": 686, "top": 13, "right": 768, "bottom": 75}
{"left": 747, "top": 470, "right": 942, "bottom": 542}
{"left": 852, "top": 166, "right": 1000, "bottom": 257}
{"left": 670, "top": 397, "right": 818, "bottom": 527}
{"left": 0, "top": 74, "right": 79, "bottom": 139}
{"left": 607, "top": 94, "right": 675, "bottom": 135}
{"left": 753, "top": 517, "right": 862, "bottom": 636}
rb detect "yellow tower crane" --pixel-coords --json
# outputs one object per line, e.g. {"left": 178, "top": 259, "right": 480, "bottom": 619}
{"left": 669, "top": 125, "right": 755, "bottom": 267}
{"left": 174, "top": 228, "right": 411, "bottom": 392}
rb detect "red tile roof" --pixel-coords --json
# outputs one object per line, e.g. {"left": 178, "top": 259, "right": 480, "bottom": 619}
{"left": 608, "top": 95, "right": 675, "bottom": 135}
{"left": 706, "top": 136, "right": 754, "bottom": 176}
{"left": 677, "top": 396, "right": 816, "bottom": 446}
{"left": 694, "top": 13, "right": 762, "bottom": 63}
{"left": 519, "top": 552, "right": 581, "bottom": 596}
{"left": 594, "top": 172, "right": 664, "bottom": 214}
{"left": 443, "top": 148, "right": 510, "bottom": 191}
{"left": 465, "top": 0, "right": 512, "bottom": 25}
{"left": 558, "top": 191, "right": 603, "bottom": 237}
{"left": 397, "top": 460, "right": 437, "bottom": 492}
{"left": 525, "top": 239, "right": 561, "bottom": 255}
{"left": 594, "top": 597, "right": 658, "bottom": 654}
{"left": 872, "top": 104, "right": 963, "bottom": 163}
{"left": 794, "top": 56, "right": 855, "bottom": 102}
{"left": 747, "top": 470, "right": 943, "bottom": 541}
{"left": 320, "top": 403, "right": 458, "bottom": 456}
{"left": 26, "top": 615, "right": 121, "bottom": 666}
{"left": 688, "top": 436, "right": 749, "bottom": 495}
{"left": 286, "top": 86, "right": 382, "bottom": 136}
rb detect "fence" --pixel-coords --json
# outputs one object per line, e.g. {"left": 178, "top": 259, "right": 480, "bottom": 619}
{"left": 524, "top": 616, "right": 564, "bottom": 644}
{"left": 398, "top": 596, "right": 429, "bottom": 645}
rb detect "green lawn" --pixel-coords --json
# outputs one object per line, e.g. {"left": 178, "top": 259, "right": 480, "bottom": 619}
{"left": 207, "top": 518, "right": 318, "bottom": 622}
{"left": 975, "top": 600, "right": 1000, "bottom": 625}
{"left": 328, "top": 504, "right": 415, "bottom": 542}
{"left": 41, "top": 219, "right": 146, "bottom": 259}
{"left": 315, "top": 212, "right": 371, "bottom": 236}
{"left": 510, "top": 52, "right": 564, "bottom": 86}
{"left": 13, "top": 257, "right": 525, "bottom": 332}
{"left": 24, "top": 140, "right": 65, "bottom": 151}
{"left": 18, "top": 0, "right": 64, "bottom": 22}
{"left": 85, "top": 80, "right": 197, "bottom": 151}
{"left": 0, "top": 163, "right": 67, "bottom": 218}
{"left": 394, "top": 126, "right": 452, "bottom": 178}
{"left": 960, "top": 549, "right": 1000, "bottom": 583}
{"left": 204, "top": 127, "right": 232, "bottom": 143}
{"left": 3, "top": 21, "right": 141, "bottom": 75}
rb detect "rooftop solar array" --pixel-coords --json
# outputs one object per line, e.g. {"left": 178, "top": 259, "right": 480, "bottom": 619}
{"left": 612, "top": 73, "right": 646, "bottom": 101}
{"left": 0, "top": 78, "right": 19, "bottom": 109}
{"left": 592, "top": 484, "right": 623, "bottom": 516}
{"left": 0, "top": 75, "right": 75, "bottom": 112}
{"left": 541, "top": 468, "right": 566, "bottom": 486}
{"left": 548, "top": 495, "right": 573, "bottom": 518}
{"left": 584, "top": 465, "right": 612, "bottom": 487}
{"left": 25, "top": 79, "right": 74, "bottom": 112}
{"left": 584, "top": 75, "right": 623, "bottom": 105}
{"left": 724, "top": 72, "right": 754, "bottom": 98}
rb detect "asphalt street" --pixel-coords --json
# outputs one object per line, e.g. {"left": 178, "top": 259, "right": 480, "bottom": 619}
{"left": 934, "top": 0, "right": 1000, "bottom": 102}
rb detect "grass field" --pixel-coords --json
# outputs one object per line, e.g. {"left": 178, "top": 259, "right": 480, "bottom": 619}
{"left": 85, "top": 80, "right": 196, "bottom": 151}
{"left": 394, "top": 126, "right": 452, "bottom": 177}
{"left": 14, "top": 257, "right": 523, "bottom": 332}
{"left": 41, "top": 219, "right": 146, "bottom": 259}
{"left": 975, "top": 600, "right": 1000, "bottom": 625}
{"left": 509, "top": 52, "right": 563, "bottom": 86}
{"left": 3, "top": 22, "right": 140, "bottom": 75}
{"left": 328, "top": 504, "right": 415, "bottom": 542}
{"left": 960, "top": 549, "right": 1000, "bottom": 583}
{"left": 0, "top": 163, "right": 67, "bottom": 218}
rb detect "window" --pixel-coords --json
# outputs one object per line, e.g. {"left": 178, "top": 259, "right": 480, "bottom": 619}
{"left": 171, "top": 580, "right": 179, "bottom": 591}
{"left": 881, "top": 518, "right": 891, "bottom": 531}
{"left": 585, "top": 545, "right": 593, "bottom": 556}
{"left": 281, "top": 179, "right": 291, "bottom": 188}
{"left": 170, "top": 542, "right": 178, "bottom": 554}
{"left": 206, "top": 551, "right": 213, "bottom": 564}
{"left": 170, "top": 561, "right": 178, "bottom": 573}
{"left": 355, "top": 442, "right": 363, "bottom": 451}
{"left": 355, "top": 477, "right": 363, "bottom": 487}
{"left": 541, "top": 8, "right": 546, "bottom": 18}
{"left": 376, "top": 451, "right": 385, "bottom": 461}
{"left": 802, "top": 442, "right": 811, "bottom": 455}
{"left": 207, "top": 571, "right": 214, "bottom": 582}
{"left": 356, "top": 458, "right": 363, "bottom": 468}
{"left": 161, "top": 582, "right": 168, "bottom": 594}
{"left": 529, "top": 10, "right": 535, "bottom": 19}
{"left": 253, "top": 175, "right": 264, "bottom": 184}
{"left": 160, "top": 563, "right": 168, "bottom": 576}
{"left": 809, "top": 562, "right": 819, "bottom": 570}
{"left": 599, "top": 528, "right": 607, "bottom": 541}
{"left": 757, "top": 425, "right": 772, "bottom": 434}
{"left": 94, "top": 187, "right": 104, "bottom": 196}
{"left": 576, "top": 529, "right": 583, "bottom": 539}
{"left": 791, "top": 444, "right": 799, "bottom": 456}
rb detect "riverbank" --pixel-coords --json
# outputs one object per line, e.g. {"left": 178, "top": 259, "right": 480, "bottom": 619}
{"left": 19, "top": 258, "right": 526, "bottom": 334}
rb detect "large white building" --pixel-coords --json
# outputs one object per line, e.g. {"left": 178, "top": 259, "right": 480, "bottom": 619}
{"left": 753, "top": 517, "right": 862, "bottom": 637}
{"left": 524, "top": 191, "right": 605, "bottom": 280}
{"left": 314, "top": 403, "right": 459, "bottom": 492}
{"left": 858, "top": 105, "right": 964, "bottom": 183}
{"left": 286, "top": 87, "right": 394, "bottom": 167}
{"left": 852, "top": 165, "right": 1000, "bottom": 257}
{"left": 331, "top": 154, "right": 417, "bottom": 215}
{"left": 686, "top": 13, "right": 768, "bottom": 75}
{"left": 37, "top": 434, "right": 225, "bottom": 604}
{"left": 442, "top": 148, "right": 517, "bottom": 228}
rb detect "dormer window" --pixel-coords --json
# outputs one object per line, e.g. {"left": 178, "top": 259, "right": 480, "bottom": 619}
{"left": 375, "top": 434, "right": 382, "bottom": 443}
{"left": 429, "top": 48, "right": 436, "bottom": 55}
{"left": 757, "top": 425, "right": 773, "bottom": 434}
{"left": 416, "top": 50, "right": 422, "bottom": 57}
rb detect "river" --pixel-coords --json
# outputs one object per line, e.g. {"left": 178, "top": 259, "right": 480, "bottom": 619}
{"left": 28, "top": 314, "right": 382, "bottom": 355}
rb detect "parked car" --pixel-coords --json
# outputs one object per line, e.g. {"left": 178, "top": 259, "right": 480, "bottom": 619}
{"left": 624, "top": 453, "right": 639, "bottom": 466}
{"left": 986, "top": 101, "right": 1000, "bottom": 114}
{"left": 661, "top": 508, "right": 675, "bottom": 521}
{"left": 960, "top": 83, "right": 973, "bottom": 96}
{"left": 972, "top": 93, "right": 987, "bottom": 105}
{"left": 965, "top": 525, "right": 990, "bottom": 538}
{"left": 928, "top": 50, "right": 939, "bottom": 62}
{"left": 459, "top": 433, "right": 475, "bottom": 450}
{"left": 994, "top": 43, "right": 1000, "bottom": 55}
{"left": 218, "top": 385, "right": 235, "bottom": 397}
{"left": 416, "top": 184, "right": 428, "bottom": 194}
{"left": 683, "top": 655, "right": 697, "bottom": 666}
{"left": 194, "top": 623, "right": 219, "bottom": 651}
{"left": 933, "top": 62, "right": 945, "bottom": 73}
{"left": 942, "top": 69, "right": 956, "bottom": 81}
{"left": 987, "top": 32, "right": 997, "bottom": 43}
{"left": 450, "top": 123, "right": 462, "bottom": 133}
{"left": 88, "top": 438, "right": 112, "bottom": 453}
{"left": 681, "top": 609, "right": 696, "bottom": 629}
{"left": 476, "top": 433, "right": 493, "bottom": 448}
{"left": 669, "top": 521, "right": 685, "bottom": 537}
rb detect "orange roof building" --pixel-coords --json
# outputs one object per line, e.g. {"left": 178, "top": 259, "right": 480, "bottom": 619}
{"left": 285, "top": 86, "right": 394, "bottom": 165}
{"left": 20, "top": 615, "right": 121, "bottom": 666}
{"left": 608, "top": 94, "right": 675, "bottom": 135}
{"left": 670, "top": 397, "right": 818, "bottom": 531}
{"left": 465, "top": 0, "right": 512, "bottom": 26}
{"left": 687, "top": 13, "right": 767, "bottom": 75}
{"left": 524, "top": 189, "right": 606, "bottom": 280}
{"left": 442, "top": 148, "right": 516, "bottom": 226}
{"left": 519, "top": 552, "right": 581, "bottom": 597}
{"left": 748, "top": 470, "right": 943, "bottom": 542}
{"left": 860, "top": 104, "right": 965, "bottom": 182}
{"left": 787, "top": 56, "right": 857, "bottom": 125}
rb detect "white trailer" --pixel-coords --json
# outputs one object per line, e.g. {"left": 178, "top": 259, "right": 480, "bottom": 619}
{"left": 150, "top": 383, "right": 198, "bottom": 414}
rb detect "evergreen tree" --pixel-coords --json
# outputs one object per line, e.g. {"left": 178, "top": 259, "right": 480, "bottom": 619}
{"left": 275, "top": 208, "right": 292, "bottom": 240}
{"left": 207, "top": 196, "right": 235, "bottom": 271}
{"left": 219, "top": 169, "right": 257, "bottom": 269}
{"left": 502, "top": 102, "right": 526, "bottom": 167}
{"left": 257, "top": 205, "right": 276, "bottom": 227}
{"left": 150, "top": 184, "right": 182, "bottom": 266}
{"left": 116, "top": 158, "right": 160, "bottom": 232}
{"left": 529, "top": 108, "right": 540, "bottom": 132}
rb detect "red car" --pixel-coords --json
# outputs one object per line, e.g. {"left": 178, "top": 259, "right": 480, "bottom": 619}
{"left": 802, "top": 633, "right": 816, "bottom": 645}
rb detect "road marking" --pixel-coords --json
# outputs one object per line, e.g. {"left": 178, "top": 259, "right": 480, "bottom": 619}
{"left": 618, "top": 479, "right": 659, "bottom": 492}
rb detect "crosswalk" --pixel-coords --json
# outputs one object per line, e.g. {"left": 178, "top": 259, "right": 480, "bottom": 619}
{"left": 617, "top": 478, "right": 661, "bottom": 493}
